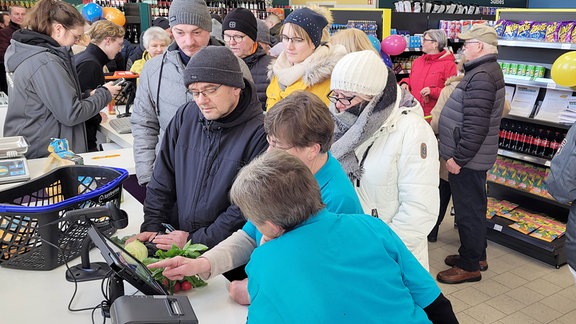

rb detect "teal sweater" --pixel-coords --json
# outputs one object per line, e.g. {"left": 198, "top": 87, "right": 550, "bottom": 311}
{"left": 246, "top": 209, "right": 440, "bottom": 323}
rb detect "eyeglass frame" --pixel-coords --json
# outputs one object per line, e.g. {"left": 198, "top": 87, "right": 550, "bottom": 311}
{"left": 463, "top": 40, "right": 481, "bottom": 47}
{"left": 223, "top": 34, "right": 246, "bottom": 43}
{"left": 266, "top": 134, "right": 294, "bottom": 151}
{"left": 326, "top": 90, "right": 357, "bottom": 106}
{"left": 188, "top": 84, "right": 223, "bottom": 99}
{"left": 421, "top": 37, "right": 436, "bottom": 42}
{"left": 63, "top": 25, "right": 83, "bottom": 43}
{"left": 281, "top": 34, "right": 306, "bottom": 44}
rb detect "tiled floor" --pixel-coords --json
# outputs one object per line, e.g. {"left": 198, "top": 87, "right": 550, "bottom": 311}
{"left": 429, "top": 213, "right": 576, "bottom": 323}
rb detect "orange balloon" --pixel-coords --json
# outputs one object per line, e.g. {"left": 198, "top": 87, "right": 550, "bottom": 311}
{"left": 103, "top": 7, "right": 126, "bottom": 27}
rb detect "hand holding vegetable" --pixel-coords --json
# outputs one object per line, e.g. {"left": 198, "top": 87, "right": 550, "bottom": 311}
{"left": 148, "top": 256, "right": 211, "bottom": 281}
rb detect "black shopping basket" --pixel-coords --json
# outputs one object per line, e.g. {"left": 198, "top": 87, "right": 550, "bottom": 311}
{"left": 0, "top": 165, "right": 128, "bottom": 270}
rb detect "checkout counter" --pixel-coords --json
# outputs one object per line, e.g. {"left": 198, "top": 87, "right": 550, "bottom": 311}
{"left": 0, "top": 116, "right": 248, "bottom": 323}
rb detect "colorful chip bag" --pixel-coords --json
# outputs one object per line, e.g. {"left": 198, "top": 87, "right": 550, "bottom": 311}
{"left": 529, "top": 21, "right": 547, "bottom": 41}
{"left": 545, "top": 21, "right": 559, "bottom": 42}
{"left": 516, "top": 20, "right": 533, "bottom": 40}
{"left": 503, "top": 21, "right": 519, "bottom": 40}
{"left": 558, "top": 21, "right": 575, "bottom": 43}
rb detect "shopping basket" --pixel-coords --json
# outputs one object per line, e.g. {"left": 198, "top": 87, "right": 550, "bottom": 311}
{"left": 0, "top": 165, "right": 128, "bottom": 270}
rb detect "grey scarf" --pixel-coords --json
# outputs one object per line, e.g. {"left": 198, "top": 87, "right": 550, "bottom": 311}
{"left": 331, "top": 71, "right": 418, "bottom": 182}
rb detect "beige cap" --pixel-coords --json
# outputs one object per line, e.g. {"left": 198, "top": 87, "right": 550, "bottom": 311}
{"left": 458, "top": 24, "right": 498, "bottom": 46}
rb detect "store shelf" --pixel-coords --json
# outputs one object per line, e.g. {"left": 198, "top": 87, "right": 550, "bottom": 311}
{"left": 503, "top": 75, "right": 574, "bottom": 92}
{"left": 487, "top": 181, "right": 567, "bottom": 209}
{"left": 486, "top": 215, "right": 566, "bottom": 268}
{"left": 503, "top": 114, "right": 573, "bottom": 130}
{"left": 497, "top": 148, "right": 551, "bottom": 167}
{"left": 498, "top": 39, "right": 576, "bottom": 50}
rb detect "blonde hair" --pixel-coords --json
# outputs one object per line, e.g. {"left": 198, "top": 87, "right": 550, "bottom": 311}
{"left": 88, "top": 19, "right": 125, "bottom": 44}
{"left": 331, "top": 28, "right": 379, "bottom": 55}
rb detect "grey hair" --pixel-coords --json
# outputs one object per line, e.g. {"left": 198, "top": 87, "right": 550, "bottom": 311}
{"left": 424, "top": 29, "right": 448, "bottom": 52}
{"left": 481, "top": 41, "right": 498, "bottom": 54}
{"left": 142, "top": 26, "right": 171, "bottom": 50}
{"left": 230, "top": 150, "right": 325, "bottom": 230}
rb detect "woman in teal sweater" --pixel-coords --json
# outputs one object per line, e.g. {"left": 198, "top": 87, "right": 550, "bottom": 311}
{"left": 234, "top": 150, "right": 456, "bottom": 323}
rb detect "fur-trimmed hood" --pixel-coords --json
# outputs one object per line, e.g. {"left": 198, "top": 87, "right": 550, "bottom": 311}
{"left": 444, "top": 74, "right": 463, "bottom": 86}
{"left": 268, "top": 43, "right": 346, "bottom": 87}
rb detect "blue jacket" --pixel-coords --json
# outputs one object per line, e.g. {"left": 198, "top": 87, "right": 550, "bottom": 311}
{"left": 242, "top": 152, "right": 364, "bottom": 244}
{"left": 246, "top": 209, "right": 440, "bottom": 323}
{"left": 141, "top": 80, "right": 268, "bottom": 248}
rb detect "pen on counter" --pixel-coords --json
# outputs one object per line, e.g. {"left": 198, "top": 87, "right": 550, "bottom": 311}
{"left": 162, "top": 223, "right": 176, "bottom": 233}
{"left": 91, "top": 154, "right": 121, "bottom": 160}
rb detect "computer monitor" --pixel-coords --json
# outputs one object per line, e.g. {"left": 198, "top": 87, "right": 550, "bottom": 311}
{"left": 88, "top": 225, "right": 168, "bottom": 296}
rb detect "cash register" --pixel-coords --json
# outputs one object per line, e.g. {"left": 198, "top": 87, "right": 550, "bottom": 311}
{"left": 89, "top": 226, "right": 199, "bottom": 324}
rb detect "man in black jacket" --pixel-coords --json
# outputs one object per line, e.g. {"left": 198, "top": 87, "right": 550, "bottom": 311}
{"left": 437, "top": 25, "right": 505, "bottom": 284}
{"left": 222, "top": 8, "right": 272, "bottom": 111}
{"left": 128, "top": 46, "right": 267, "bottom": 257}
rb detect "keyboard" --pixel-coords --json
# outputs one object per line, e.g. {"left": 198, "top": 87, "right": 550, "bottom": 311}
{"left": 109, "top": 117, "right": 132, "bottom": 134}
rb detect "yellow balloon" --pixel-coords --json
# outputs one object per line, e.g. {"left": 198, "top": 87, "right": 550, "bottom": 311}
{"left": 551, "top": 51, "right": 576, "bottom": 87}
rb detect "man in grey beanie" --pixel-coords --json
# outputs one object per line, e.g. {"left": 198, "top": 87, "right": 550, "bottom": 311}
{"left": 129, "top": 46, "right": 267, "bottom": 281}
{"left": 131, "top": 0, "right": 253, "bottom": 188}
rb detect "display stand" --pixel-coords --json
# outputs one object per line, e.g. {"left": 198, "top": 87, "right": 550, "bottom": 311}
{"left": 487, "top": 8, "right": 576, "bottom": 268}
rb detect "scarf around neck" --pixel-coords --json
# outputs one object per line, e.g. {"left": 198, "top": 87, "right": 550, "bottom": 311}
{"left": 331, "top": 71, "right": 417, "bottom": 182}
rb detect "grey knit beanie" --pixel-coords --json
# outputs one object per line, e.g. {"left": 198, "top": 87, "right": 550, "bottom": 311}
{"left": 257, "top": 19, "right": 271, "bottom": 44}
{"left": 168, "top": 0, "right": 212, "bottom": 31}
{"left": 184, "top": 46, "right": 245, "bottom": 89}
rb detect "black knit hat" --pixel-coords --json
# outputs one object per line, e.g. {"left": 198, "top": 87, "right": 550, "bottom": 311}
{"left": 184, "top": 46, "right": 245, "bottom": 89}
{"left": 222, "top": 8, "right": 258, "bottom": 42}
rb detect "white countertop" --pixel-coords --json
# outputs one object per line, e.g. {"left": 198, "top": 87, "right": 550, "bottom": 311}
{"left": 98, "top": 107, "right": 134, "bottom": 149}
{"left": 0, "top": 190, "right": 248, "bottom": 323}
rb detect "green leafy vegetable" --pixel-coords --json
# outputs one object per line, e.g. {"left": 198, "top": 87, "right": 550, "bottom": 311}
{"left": 130, "top": 240, "right": 209, "bottom": 294}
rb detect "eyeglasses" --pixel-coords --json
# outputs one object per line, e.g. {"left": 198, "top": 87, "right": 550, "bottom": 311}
{"left": 281, "top": 35, "right": 305, "bottom": 44}
{"left": 422, "top": 38, "right": 436, "bottom": 42}
{"left": 266, "top": 135, "right": 293, "bottom": 151}
{"left": 223, "top": 34, "right": 246, "bottom": 43}
{"left": 64, "top": 26, "right": 82, "bottom": 43}
{"left": 463, "top": 41, "right": 481, "bottom": 47}
{"left": 326, "top": 90, "right": 356, "bottom": 106}
{"left": 188, "top": 84, "right": 223, "bottom": 99}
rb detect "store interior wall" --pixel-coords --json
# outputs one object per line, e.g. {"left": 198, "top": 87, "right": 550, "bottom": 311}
{"left": 528, "top": 0, "right": 576, "bottom": 8}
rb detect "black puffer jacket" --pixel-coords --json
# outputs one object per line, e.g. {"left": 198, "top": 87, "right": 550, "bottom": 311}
{"left": 243, "top": 46, "right": 272, "bottom": 110}
{"left": 141, "top": 80, "right": 268, "bottom": 248}
{"left": 438, "top": 53, "right": 505, "bottom": 171}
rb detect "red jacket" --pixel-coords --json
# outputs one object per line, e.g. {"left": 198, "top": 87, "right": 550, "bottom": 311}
{"left": 399, "top": 50, "right": 456, "bottom": 120}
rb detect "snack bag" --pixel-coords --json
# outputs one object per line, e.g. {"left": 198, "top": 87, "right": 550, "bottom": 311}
{"left": 493, "top": 19, "right": 508, "bottom": 38}
{"left": 516, "top": 20, "right": 533, "bottom": 40}
{"left": 503, "top": 21, "right": 519, "bottom": 40}
{"left": 558, "top": 21, "right": 575, "bottom": 43}
{"left": 545, "top": 22, "right": 559, "bottom": 42}
{"left": 509, "top": 218, "right": 540, "bottom": 234}
{"left": 529, "top": 22, "right": 548, "bottom": 41}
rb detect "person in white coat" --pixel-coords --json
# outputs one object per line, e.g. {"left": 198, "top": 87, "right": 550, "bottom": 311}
{"left": 329, "top": 50, "right": 439, "bottom": 270}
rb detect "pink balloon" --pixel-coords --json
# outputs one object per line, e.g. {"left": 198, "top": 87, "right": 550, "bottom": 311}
{"left": 381, "top": 35, "right": 407, "bottom": 56}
